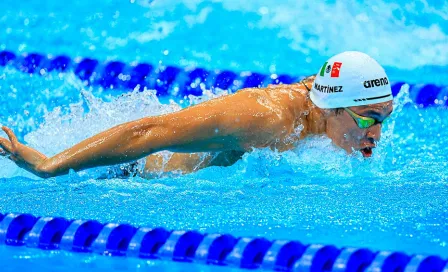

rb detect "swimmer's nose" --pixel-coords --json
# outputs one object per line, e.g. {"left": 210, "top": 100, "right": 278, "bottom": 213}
{"left": 366, "top": 123, "right": 382, "bottom": 142}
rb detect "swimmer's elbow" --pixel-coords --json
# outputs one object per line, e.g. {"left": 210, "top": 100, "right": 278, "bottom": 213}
{"left": 120, "top": 118, "right": 166, "bottom": 155}
{"left": 126, "top": 116, "right": 191, "bottom": 155}
{"left": 35, "top": 158, "right": 63, "bottom": 178}
{"left": 124, "top": 113, "right": 233, "bottom": 153}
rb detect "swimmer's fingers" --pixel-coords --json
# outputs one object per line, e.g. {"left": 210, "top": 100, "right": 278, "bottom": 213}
{"left": 0, "top": 145, "right": 18, "bottom": 163}
{"left": 0, "top": 137, "right": 13, "bottom": 155}
{"left": 2, "top": 126, "right": 19, "bottom": 148}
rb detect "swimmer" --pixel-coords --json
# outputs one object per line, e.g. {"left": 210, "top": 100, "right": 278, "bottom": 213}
{"left": 0, "top": 51, "right": 393, "bottom": 179}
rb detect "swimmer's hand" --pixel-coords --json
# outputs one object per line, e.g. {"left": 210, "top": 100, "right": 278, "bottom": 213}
{"left": 0, "top": 126, "right": 50, "bottom": 178}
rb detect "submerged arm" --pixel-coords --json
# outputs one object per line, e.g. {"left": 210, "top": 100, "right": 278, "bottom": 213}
{"left": 140, "top": 150, "right": 245, "bottom": 179}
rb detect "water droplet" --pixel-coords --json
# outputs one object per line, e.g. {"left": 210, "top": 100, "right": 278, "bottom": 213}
{"left": 258, "top": 7, "right": 269, "bottom": 15}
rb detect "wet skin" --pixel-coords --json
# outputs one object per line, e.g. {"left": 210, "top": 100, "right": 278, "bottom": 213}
{"left": 0, "top": 78, "right": 393, "bottom": 178}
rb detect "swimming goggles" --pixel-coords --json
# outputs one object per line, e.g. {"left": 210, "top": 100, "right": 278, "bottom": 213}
{"left": 344, "top": 108, "right": 387, "bottom": 129}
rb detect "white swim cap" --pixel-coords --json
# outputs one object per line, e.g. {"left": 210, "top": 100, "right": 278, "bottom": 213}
{"left": 309, "top": 51, "right": 392, "bottom": 109}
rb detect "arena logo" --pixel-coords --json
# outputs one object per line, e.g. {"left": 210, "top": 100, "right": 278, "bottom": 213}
{"left": 314, "top": 82, "right": 343, "bottom": 93}
{"left": 363, "top": 77, "right": 389, "bottom": 88}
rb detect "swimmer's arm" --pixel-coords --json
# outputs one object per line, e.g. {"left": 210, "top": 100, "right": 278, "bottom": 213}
{"left": 0, "top": 91, "right": 278, "bottom": 178}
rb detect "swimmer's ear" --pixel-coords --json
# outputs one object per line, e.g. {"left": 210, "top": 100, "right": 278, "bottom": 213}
{"left": 300, "top": 75, "right": 317, "bottom": 84}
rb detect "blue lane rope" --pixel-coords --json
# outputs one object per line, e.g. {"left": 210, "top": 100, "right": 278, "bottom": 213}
{"left": 1, "top": 50, "right": 447, "bottom": 107}
{"left": 0, "top": 212, "right": 447, "bottom": 271}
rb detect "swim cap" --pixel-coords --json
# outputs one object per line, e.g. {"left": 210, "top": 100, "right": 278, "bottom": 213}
{"left": 309, "top": 51, "right": 392, "bottom": 109}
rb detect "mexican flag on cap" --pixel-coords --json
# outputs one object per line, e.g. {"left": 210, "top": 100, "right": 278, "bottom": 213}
{"left": 319, "top": 61, "right": 342, "bottom": 78}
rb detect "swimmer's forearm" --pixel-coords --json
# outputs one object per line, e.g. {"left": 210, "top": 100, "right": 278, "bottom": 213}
{"left": 37, "top": 117, "right": 170, "bottom": 177}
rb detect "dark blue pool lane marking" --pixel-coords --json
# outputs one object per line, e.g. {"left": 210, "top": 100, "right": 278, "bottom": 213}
{"left": 261, "top": 240, "right": 306, "bottom": 271}
{"left": 0, "top": 51, "right": 16, "bottom": 66}
{"left": 414, "top": 84, "right": 443, "bottom": 107}
{"left": 242, "top": 72, "right": 269, "bottom": 88}
{"left": 127, "top": 227, "right": 171, "bottom": 259}
{"left": 0, "top": 213, "right": 38, "bottom": 246}
{"left": 195, "top": 233, "right": 238, "bottom": 265}
{"left": 153, "top": 66, "right": 182, "bottom": 96}
{"left": 213, "top": 70, "right": 239, "bottom": 90}
{"left": 91, "top": 223, "right": 137, "bottom": 256}
{"left": 19, "top": 53, "right": 46, "bottom": 73}
{"left": 127, "top": 63, "right": 153, "bottom": 90}
{"left": 49, "top": 55, "right": 72, "bottom": 72}
{"left": 158, "top": 230, "right": 205, "bottom": 262}
{"left": 60, "top": 219, "right": 104, "bottom": 252}
{"left": 74, "top": 58, "right": 99, "bottom": 81}
{"left": 183, "top": 68, "right": 209, "bottom": 96}
{"left": 98, "top": 61, "right": 126, "bottom": 89}
{"left": 332, "top": 247, "right": 375, "bottom": 271}
{"left": 225, "top": 237, "right": 272, "bottom": 269}
{"left": 1, "top": 212, "right": 448, "bottom": 271}
{"left": 365, "top": 251, "right": 411, "bottom": 271}
{"left": 24, "top": 217, "right": 72, "bottom": 250}
{"left": 0, "top": 50, "right": 447, "bottom": 107}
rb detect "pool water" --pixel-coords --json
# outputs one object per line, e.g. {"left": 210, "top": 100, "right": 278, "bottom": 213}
{"left": 1, "top": 0, "right": 448, "bottom": 270}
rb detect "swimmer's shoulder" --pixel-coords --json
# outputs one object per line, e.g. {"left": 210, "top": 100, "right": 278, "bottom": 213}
{"left": 238, "top": 82, "right": 306, "bottom": 98}
{"left": 234, "top": 76, "right": 315, "bottom": 110}
{"left": 264, "top": 82, "right": 310, "bottom": 107}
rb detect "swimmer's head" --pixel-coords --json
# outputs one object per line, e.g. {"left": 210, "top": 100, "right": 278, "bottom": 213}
{"left": 310, "top": 51, "right": 393, "bottom": 157}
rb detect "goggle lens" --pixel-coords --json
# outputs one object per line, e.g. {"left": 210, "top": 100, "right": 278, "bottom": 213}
{"left": 358, "top": 118, "right": 375, "bottom": 129}
{"left": 344, "top": 108, "right": 388, "bottom": 129}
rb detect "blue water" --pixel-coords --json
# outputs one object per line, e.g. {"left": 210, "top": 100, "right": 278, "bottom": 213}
{"left": 1, "top": 0, "right": 448, "bottom": 270}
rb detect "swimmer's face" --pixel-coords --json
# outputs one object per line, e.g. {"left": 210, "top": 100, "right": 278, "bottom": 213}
{"left": 326, "top": 101, "right": 393, "bottom": 157}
